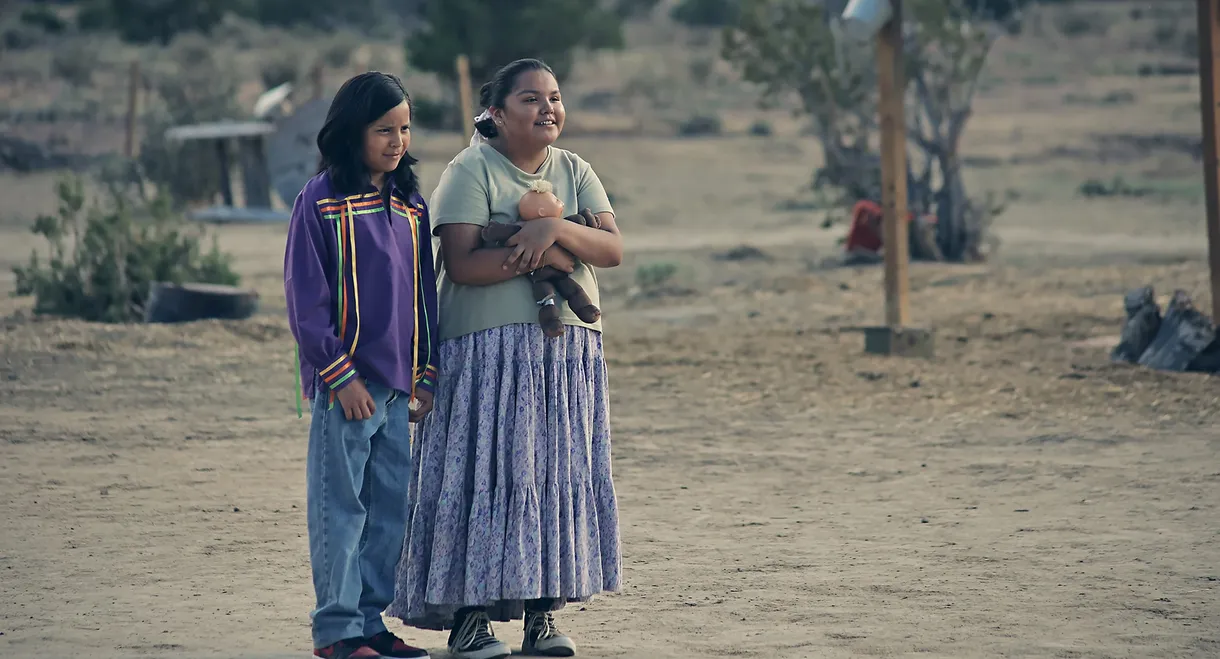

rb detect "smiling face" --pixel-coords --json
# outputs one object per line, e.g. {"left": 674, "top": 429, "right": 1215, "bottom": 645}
{"left": 491, "top": 69, "right": 565, "bottom": 150}
{"left": 362, "top": 100, "right": 411, "bottom": 186}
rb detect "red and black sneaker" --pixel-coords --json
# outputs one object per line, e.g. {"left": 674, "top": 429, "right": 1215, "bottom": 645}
{"left": 314, "top": 637, "right": 381, "bottom": 659}
{"left": 365, "top": 631, "right": 430, "bottom": 659}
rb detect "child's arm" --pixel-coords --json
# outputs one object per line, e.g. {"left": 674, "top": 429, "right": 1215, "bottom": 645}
{"left": 550, "top": 212, "right": 621, "bottom": 268}
{"left": 284, "top": 192, "right": 359, "bottom": 393}
{"left": 431, "top": 162, "right": 522, "bottom": 285}
{"left": 558, "top": 157, "right": 622, "bottom": 268}
{"left": 505, "top": 157, "right": 622, "bottom": 271}
{"left": 414, "top": 200, "right": 440, "bottom": 398}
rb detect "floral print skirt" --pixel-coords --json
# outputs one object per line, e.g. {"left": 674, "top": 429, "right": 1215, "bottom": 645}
{"left": 388, "top": 324, "right": 622, "bottom": 631}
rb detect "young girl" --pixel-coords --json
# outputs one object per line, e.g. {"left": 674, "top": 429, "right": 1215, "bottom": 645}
{"left": 284, "top": 71, "right": 438, "bottom": 659}
{"left": 388, "top": 59, "right": 623, "bottom": 659}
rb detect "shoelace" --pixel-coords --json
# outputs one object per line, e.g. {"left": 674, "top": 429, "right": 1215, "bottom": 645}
{"left": 528, "top": 610, "right": 560, "bottom": 640}
{"left": 454, "top": 611, "right": 498, "bottom": 648}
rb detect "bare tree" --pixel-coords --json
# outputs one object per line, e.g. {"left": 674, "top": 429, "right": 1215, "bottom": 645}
{"left": 723, "top": 0, "right": 1013, "bottom": 262}
{"left": 904, "top": 0, "right": 1012, "bottom": 261}
{"left": 724, "top": 0, "right": 880, "bottom": 203}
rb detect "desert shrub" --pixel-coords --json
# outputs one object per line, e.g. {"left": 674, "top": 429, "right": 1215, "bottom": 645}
{"left": 19, "top": 5, "right": 69, "bottom": 33}
{"left": 407, "top": 0, "right": 624, "bottom": 85}
{"left": 76, "top": 0, "right": 245, "bottom": 45}
{"left": 321, "top": 36, "right": 358, "bottom": 69}
{"left": 77, "top": 0, "right": 421, "bottom": 43}
{"left": 1063, "top": 90, "right": 1136, "bottom": 106}
{"left": 3, "top": 23, "right": 49, "bottom": 50}
{"left": 671, "top": 0, "right": 740, "bottom": 27}
{"left": 1078, "top": 176, "right": 1158, "bottom": 199}
{"left": 242, "top": 0, "right": 368, "bottom": 27}
{"left": 51, "top": 41, "right": 100, "bottom": 86}
{"left": 688, "top": 57, "right": 714, "bottom": 85}
{"left": 1055, "top": 8, "right": 1109, "bottom": 37}
{"left": 615, "top": 0, "right": 662, "bottom": 18}
{"left": 11, "top": 175, "right": 240, "bottom": 323}
{"left": 411, "top": 95, "right": 456, "bottom": 131}
{"left": 677, "top": 113, "right": 723, "bottom": 137}
{"left": 623, "top": 67, "right": 678, "bottom": 111}
{"left": 636, "top": 262, "right": 678, "bottom": 290}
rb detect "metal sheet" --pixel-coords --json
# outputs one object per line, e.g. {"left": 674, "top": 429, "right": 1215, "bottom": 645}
{"left": 267, "top": 98, "right": 330, "bottom": 206}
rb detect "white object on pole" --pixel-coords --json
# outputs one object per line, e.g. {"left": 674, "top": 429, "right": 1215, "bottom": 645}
{"left": 839, "top": 0, "right": 893, "bottom": 43}
{"left": 254, "top": 82, "right": 295, "bottom": 119}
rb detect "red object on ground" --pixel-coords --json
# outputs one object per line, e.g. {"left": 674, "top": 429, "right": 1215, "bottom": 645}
{"left": 843, "top": 199, "right": 934, "bottom": 255}
{"left": 844, "top": 200, "right": 886, "bottom": 253}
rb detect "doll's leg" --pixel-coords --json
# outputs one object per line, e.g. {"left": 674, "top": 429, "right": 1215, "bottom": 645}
{"left": 553, "top": 275, "right": 601, "bottom": 324}
{"left": 531, "top": 266, "right": 565, "bottom": 279}
{"left": 531, "top": 278, "right": 565, "bottom": 337}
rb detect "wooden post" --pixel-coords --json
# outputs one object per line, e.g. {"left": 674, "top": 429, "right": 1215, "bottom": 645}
{"left": 311, "top": 63, "right": 324, "bottom": 101}
{"left": 238, "top": 136, "right": 272, "bottom": 209}
{"left": 877, "top": 0, "right": 909, "bottom": 328}
{"left": 456, "top": 54, "right": 473, "bottom": 147}
{"left": 124, "top": 60, "right": 140, "bottom": 159}
{"left": 860, "top": 0, "right": 932, "bottom": 358}
{"left": 1197, "top": 0, "right": 1220, "bottom": 325}
{"left": 215, "top": 140, "right": 234, "bottom": 207}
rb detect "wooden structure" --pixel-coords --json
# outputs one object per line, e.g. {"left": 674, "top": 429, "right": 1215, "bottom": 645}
{"left": 164, "top": 121, "right": 286, "bottom": 223}
{"left": 1196, "top": 0, "right": 1220, "bottom": 325}
{"left": 876, "top": 0, "right": 909, "bottom": 331}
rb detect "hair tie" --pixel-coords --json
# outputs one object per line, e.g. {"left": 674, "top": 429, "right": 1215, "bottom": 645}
{"left": 470, "top": 110, "right": 493, "bottom": 147}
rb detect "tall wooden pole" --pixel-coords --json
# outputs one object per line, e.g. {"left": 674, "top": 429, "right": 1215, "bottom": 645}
{"left": 1197, "top": 0, "right": 1220, "bottom": 325}
{"left": 877, "top": 0, "right": 910, "bottom": 328}
{"left": 456, "top": 55, "right": 473, "bottom": 148}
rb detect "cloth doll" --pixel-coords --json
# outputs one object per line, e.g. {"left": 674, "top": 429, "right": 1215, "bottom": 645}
{"left": 480, "top": 180, "right": 602, "bottom": 337}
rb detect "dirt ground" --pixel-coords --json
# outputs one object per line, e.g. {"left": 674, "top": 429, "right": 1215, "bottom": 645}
{"left": 3, "top": 4, "right": 1220, "bottom": 658}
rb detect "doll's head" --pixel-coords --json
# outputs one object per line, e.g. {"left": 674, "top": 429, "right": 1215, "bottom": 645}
{"left": 518, "top": 179, "right": 564, "bottom": 220}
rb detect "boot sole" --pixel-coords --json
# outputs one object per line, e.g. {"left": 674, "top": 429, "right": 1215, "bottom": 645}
{"left": 521, "top": 640, "right": 577, "bottom": 657}
{"left": 447, "top": 643, "right": 510, "bottom": 659}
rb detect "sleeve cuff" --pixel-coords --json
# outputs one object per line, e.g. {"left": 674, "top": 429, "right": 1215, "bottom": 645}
{"left": 319, "top": 355, "right": 358, "bottom": 391}
{"left": 414, "top": 365, "right": 438, "bottom": 395}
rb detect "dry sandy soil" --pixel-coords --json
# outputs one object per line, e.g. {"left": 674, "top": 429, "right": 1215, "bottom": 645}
{"left": 3, "top": 3, "right": 1220, "bottom": 658}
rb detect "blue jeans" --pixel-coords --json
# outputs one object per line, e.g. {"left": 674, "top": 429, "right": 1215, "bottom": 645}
{"left": 307, "top": 379, "right": 415, "bottom": 648}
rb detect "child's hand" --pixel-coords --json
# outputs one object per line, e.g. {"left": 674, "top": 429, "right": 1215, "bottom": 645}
{"left": 337, "top": 378, "right": 376, "bottom": 421}
{"left": 541, "top": 245, "right": 576, "bottom": 274}
{"left": 504, "top": 217, "right": 561, "bottom": 274}
{"left": 409, "top": 390, "right": 434, "bottom": 423}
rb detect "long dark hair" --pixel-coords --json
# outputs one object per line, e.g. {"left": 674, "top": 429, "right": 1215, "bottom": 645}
{"left": 473, "top": 58, "right": 556, "bottom": 140}
{"left": 317, "top": 71, "right": 419, "bottom": 198}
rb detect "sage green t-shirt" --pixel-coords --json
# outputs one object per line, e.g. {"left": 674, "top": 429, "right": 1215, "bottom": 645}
{"left": 430, "top": 143, "right": 615, "bottom": 342}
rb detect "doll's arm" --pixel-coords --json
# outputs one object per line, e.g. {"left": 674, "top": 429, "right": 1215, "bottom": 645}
{"left": 564, "top": 209, "right": 601, "bottom": 230}
{"left": 481, "top": 222, "right": 521, "bottom": 245}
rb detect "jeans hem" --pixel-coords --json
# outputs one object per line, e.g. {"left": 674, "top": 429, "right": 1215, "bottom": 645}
{"left": 312, "top": 620, "right": 367, "bottom": 649}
